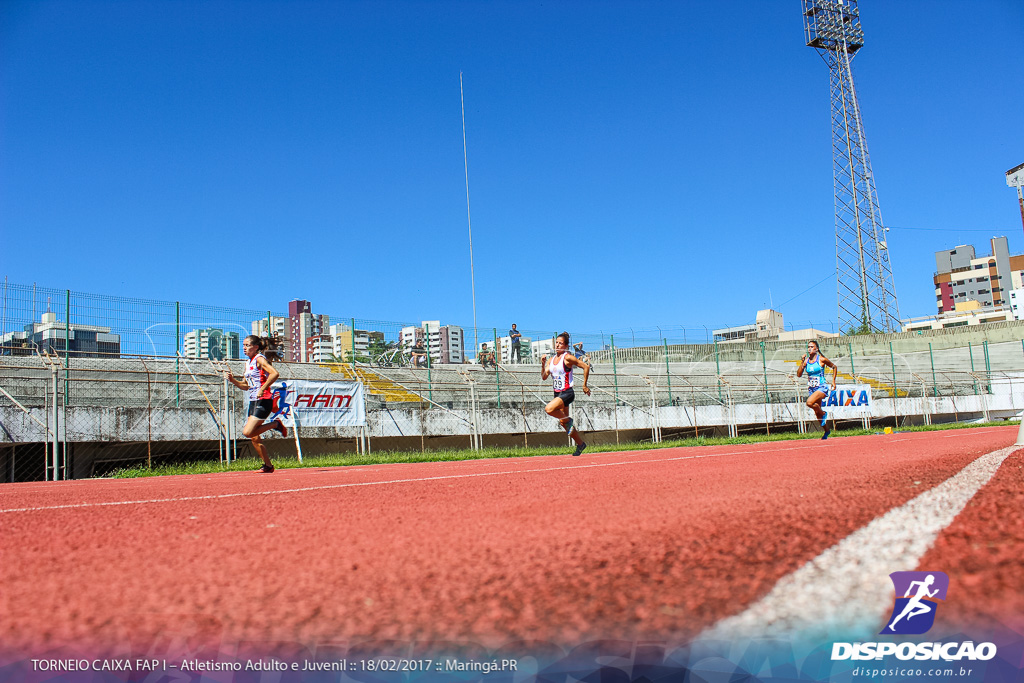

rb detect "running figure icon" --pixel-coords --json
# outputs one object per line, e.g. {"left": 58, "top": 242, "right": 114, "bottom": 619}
{"left": 886, "top": 574, "right": 939, "bottom": 632}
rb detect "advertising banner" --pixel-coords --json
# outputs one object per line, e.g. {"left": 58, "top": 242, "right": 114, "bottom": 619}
{"left": 819, "top": 383, "right": 873, "bottom": 417}
{"left": 268, "top": 379, "right": 365, "bottom": 427}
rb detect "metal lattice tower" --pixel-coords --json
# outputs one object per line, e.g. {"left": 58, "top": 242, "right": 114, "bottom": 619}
{"left": 803, "top": 0, "right": 900, "bottom": 333}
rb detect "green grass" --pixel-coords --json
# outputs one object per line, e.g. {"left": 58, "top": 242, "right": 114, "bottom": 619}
{"left": 106, "top": 419, "right": 1020, "bottom": 479}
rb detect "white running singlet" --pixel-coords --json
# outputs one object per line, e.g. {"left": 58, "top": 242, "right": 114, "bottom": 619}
{"left": 549, "top": 353, "right": 573, "bottom": 392}
{"left": 244, "top": 353, "right": 271, "bottom": 401}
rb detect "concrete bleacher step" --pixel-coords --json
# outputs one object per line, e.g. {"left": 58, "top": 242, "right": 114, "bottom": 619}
{"left": 318, "top": 364, "right": 422, "bottom": 403}
{"left": 782, "top": 360, "right": 908, "bottom": 398}
{"left": 836, "top": 370, "right": 909, "bottom": 398}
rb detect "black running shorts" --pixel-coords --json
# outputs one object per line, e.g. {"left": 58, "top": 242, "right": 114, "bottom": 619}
{"left": 248, "top": 399, "right": 273, "bottom": 420}
{"left": 553, "top": 388, "right": 575, "bottom": 406}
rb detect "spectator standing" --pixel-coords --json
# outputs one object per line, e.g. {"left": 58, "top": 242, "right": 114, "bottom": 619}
{"left": 509, "top": 324, "right": 522, "bottom": 363}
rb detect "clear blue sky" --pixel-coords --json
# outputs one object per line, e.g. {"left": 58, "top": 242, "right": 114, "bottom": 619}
{"left": 2, "top": 0, "right": 1022, "bottom": 339}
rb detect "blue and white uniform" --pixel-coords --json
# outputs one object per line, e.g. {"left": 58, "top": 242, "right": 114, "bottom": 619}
{"left": 805, "top": 354, "right": 830, "bottom": 397}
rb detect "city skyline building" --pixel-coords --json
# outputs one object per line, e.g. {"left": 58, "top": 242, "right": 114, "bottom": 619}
{"left": 401, "top": 321, "right": 464, "bottom": 364}
{"left": 933, "top": 237, "right": 1024, "bottom": 314}
{"left": 183, "top": 327, "right": 240, "bottom": 360}
{"left": 0, "top": 311, "right": 121, "bottom": 357}
{"left": 287, "top": 299, "right": 329, "bottom": 363}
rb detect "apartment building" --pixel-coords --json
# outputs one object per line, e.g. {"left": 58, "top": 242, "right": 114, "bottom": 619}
{"left": 287, "top": 299, "right": 329, "bottom": 363}
{"left": 305, "top": 334, "right": 335, "bottom": 364}
{"left": 183, "top": 327, "right": 240, "bottom": 360}
{"left": 401, "top": 321, "right": 464, "bottom": 364}
{"left": 933, "top": 237, "right": 1024, "bottom": 313}
{"left": 330, "top": 323, "right": 384, "bottom": 363}
{"left": 495, "top": 334, "right": 531, "bottom": 363}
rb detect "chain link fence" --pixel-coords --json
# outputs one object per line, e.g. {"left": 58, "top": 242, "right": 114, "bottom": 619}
{"left": 2, "top": 281, "right": 1024, "bottom": 481}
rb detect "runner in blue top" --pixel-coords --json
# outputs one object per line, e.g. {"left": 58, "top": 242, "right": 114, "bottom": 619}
{"left": 796, "top": 339, "right": 838, "bottom": 439}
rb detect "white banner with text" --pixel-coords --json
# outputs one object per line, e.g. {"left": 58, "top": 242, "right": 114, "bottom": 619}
{"left": 268, "top": 380, "right": 366, "bottom": 427}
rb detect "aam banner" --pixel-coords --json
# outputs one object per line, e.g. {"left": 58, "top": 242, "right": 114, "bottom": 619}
{"left": 820, "top": 383, "right": 873, "bottom": 417}
{"left": 269, "top": 379, "right": 366, "bottom": 427}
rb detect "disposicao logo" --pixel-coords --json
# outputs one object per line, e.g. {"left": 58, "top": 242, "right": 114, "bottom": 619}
{"left": 881, "top": 571, "right": 948, "bottom": 635}
{"left": 831, "top": 571, "right": 997, "bottom": 663}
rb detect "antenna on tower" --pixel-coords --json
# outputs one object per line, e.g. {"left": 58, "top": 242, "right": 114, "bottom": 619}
{"left": 803, "top": 0, "right": 900, "bottom": 333}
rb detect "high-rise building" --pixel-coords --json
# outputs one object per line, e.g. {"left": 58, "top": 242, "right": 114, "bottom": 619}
{"left": 401, "top": 321, "right": 464, "bottom": 364}
{"left": 183, "top": 327, "right": 240, "bottom": 360}
{"left": 329, "top": 323, "right": 384, "bottom": 363}
{"left": 933, "top": 238, "right": 1024, "bottom": 313}
{"left": 287, "top": 300, "right": 329, "bottom": 363}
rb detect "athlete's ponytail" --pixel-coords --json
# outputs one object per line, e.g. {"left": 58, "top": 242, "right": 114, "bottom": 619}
{"left": 245, "top": 334, "right": 282, "bottom": 363}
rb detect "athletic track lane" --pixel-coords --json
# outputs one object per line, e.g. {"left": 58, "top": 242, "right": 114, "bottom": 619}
{"left": 1, "top": 426, "right": 1020, "bottom": 656}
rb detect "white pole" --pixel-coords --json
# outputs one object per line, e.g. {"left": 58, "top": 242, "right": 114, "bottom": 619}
{"left": 460, "top": 72, "right": 479, "bottom": 357}
{"left": 222, "top": 376, "right": 229, "bottom": 464}
{"left": 52, "top": 366, "right": 59, "bottom": 481}
{"left": 292, "top": 415, "right": 303, "bottom": 463}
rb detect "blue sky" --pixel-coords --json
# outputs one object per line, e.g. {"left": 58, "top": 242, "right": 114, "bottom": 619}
{"left": 2, "top": 0, "right": 1022, "bottom": 340}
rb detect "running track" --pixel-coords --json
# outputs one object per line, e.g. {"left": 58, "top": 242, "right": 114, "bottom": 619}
{"left": 2, "top": 426, "right": 1022, "bottom": 661}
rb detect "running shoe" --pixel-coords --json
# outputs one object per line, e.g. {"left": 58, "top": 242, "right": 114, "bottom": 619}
{"left": 257, "top": 463, "right": 275, "bottom": 473}
{"left": 821, "top": 429, "right": 831, "bottom": 441}
{"left": 563, "top": 417, "right": 574, "bottom": 435}
{"left": 273, "top": 419, "right": 288, "bottom": 438}
{"left": 572, "top": 442, "right": 587, "bottom": 457}
{"left": 820, "top": 412, "right": 829, "bottom": 427}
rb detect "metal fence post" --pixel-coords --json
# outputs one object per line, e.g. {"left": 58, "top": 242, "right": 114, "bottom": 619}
{"left": 968, "top": 342, "right": 976, "bottom": 393}
{"left": 663, "top": 338, "right": 673, "bottom": 405}
{"left": 929, "top": 342, "right": 938, "bottom": 397}
{"left": 714, "top": 340, "right": 722, "bottom": 402}
{"left": 425, "top": 322, "right": 433, "bottom": 403}
{"left": 983, "top": 340, "right": 991, "bottom": 394}
{"left": 610, "top": 334, "right": 619, "bottom": 404}
{"left": 175, "top": 301, "right": 180, "bottom": 407}
{"left": 493, "top": 327, "right": 500, "bottom": 408}
{"left": 351, "top": 317, "right": 356, "bottom": 369}
{"left": 889, "top": 341, "right": 899, "bottom": 424}
{"left": 611, "top": 334, "right": 619, "bottom": 444}
{"left": 847, "top": 342, "right": 855, "bottom": 376}
{"left": 63, "top": 289, "right": 70, "bottom": 478}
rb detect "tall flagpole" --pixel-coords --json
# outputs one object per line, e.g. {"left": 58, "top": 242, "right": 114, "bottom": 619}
{"left": 460, "top": 71, "right": 479, "bottom": 357}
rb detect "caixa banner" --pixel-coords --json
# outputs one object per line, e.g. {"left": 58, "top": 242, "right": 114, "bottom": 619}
{"left": 268, "top": 380, "right": 366, "bottom": 427}
{"left": 820, "top": 384, "right": 872, "bottom": 417}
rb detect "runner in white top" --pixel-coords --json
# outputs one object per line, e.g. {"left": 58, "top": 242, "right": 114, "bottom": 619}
{"left": 541, "top": 332, "right": 591, "bottom": 456}
{"left": 224, "top": 335, "right": 286, "bottom": 473}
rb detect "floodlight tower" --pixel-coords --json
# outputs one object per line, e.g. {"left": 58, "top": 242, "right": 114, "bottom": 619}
{"left": 803, "top": 0, "right": 900, "bottom": 333}
{"left": 1006, "top": 162, "right": 1024, "bottom": 240}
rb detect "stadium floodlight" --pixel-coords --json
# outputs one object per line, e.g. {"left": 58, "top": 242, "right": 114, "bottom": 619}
{"left": 1007, "top": 162, "right": 1024, "bottom": 240}
{"left": 803, "top": 0, "right": 901, "bottom": 334}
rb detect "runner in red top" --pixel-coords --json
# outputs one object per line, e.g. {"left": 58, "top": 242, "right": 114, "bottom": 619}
{"left": 224, "top": 335, "right": 286, "bottom": 473}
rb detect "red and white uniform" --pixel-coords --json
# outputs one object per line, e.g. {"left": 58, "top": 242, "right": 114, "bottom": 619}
{"left": 244, "top": 353, "right": 271, "bottom": 401}
{"left": 549, "top": 353, "right": 573, "bottom": 393}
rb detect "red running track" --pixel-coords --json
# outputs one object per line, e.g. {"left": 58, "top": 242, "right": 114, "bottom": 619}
{"left": 1, "top": 426, "right": 1021, "bottom": 658}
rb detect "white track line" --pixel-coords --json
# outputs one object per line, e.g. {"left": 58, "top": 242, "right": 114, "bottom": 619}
{"left": 699, "top": 444, "right": 1019, "bottom": 642}
{"left": 0, "top": 440, "right": 849, "bottom": 514}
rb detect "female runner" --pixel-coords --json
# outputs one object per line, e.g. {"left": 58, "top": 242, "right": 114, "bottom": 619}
{"left": 225, "top": 335, "right": 287, "bottom": 472}
{"left": 541, "top": 332, "right": 591, "bottom": 456}
{"left": 796, "top": 339, "right": 838, "bottom": 439}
